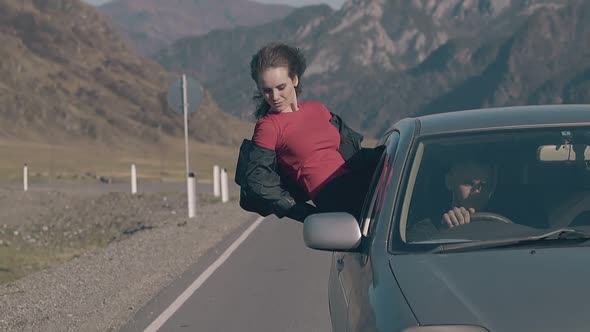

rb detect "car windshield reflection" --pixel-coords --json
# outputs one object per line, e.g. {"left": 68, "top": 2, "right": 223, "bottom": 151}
{"left": 402, "top": 126, "right": 590, "bottom": 247}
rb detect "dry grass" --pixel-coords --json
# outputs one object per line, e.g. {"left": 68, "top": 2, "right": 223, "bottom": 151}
{"left": 0, "top": 245, "right": 89, "bottom": 284}
{"left": 0, "top": 137, "right": 242, "bottom": 184}
{"left": 0, "top": 133, "right": 378, "bottom": 185}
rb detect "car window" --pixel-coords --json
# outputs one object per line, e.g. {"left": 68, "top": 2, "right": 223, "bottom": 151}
{"left": 398, "top": 126, "right": 590, "bottom": 247}
{"left": 360, "top": 131, "right": 400, "bottom": 237}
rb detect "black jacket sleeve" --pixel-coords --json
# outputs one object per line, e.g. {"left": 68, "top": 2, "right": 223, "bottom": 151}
{"left": 329, "top": 111, "right": 385, "bottom": 171}
{"left": 329, "top": 112, "right": 364, "bottom": 161}
{"left": 239, "top": 141, "right": 316, "bottom": 221}
{"left": 243, "top": 143, "right": 291, "bottom": 207}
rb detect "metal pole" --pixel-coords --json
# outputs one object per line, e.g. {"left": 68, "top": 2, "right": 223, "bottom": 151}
{"left": 182, "top": 74, "right": 190, "bottom": 178}
{"left": 182, "top": 74, "right": 194, "bottom": 219}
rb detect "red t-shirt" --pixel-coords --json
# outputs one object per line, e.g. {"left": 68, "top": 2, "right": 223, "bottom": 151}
{"left": 252, "top": 101, "right": 350, "bottom": 200}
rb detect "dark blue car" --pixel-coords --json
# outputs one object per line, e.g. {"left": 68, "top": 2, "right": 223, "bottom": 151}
{"left": 303, "top": 105, "right": 590, "bottom": 332}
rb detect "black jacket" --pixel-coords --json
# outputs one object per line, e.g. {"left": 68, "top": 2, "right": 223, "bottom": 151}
{"left": 235, "top": 112, "right": 376, "bottom": 221}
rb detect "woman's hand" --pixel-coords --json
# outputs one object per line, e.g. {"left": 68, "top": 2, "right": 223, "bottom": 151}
{"left": 286, "top": 202, "right": 317, "bottom": 222}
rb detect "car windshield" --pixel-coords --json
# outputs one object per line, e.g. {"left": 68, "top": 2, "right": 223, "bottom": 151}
{"left": 401, "top": 125, "right": 590, "bottom": 247}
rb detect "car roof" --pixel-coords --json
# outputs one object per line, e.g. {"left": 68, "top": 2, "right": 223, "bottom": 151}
{"left": 413, "top": 104, "right": 590, "bottom": 136}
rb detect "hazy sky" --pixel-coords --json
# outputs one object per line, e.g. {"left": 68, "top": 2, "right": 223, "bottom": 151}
{"left": 82, "top": 0, "right": 346, "bottom": 9}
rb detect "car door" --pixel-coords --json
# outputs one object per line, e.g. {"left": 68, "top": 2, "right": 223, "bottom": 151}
{"left": 329, "top": 250, "right": 348, "bottom": 332}
{"left": 329, "top": 132, "right": 400, "bottom": 332}
{"left": 329, "top": 146, "right": 387, "bottom": 332}
{"left": 346, "top": 132, "right": 400, "bottom": 332}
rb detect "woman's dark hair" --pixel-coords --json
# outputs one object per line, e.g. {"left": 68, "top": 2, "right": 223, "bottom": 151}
{"left": 250, "top": 43, "right": 307, "bottom": 119}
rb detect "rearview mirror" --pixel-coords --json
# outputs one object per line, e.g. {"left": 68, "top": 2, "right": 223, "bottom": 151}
{"left": 303, "top": 212, "right": 362, "bottom": 251}
{"left": 538, "top": 144, "right": 590, "bottom": 162}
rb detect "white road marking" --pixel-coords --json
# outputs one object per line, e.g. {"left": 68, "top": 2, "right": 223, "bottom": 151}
{"left": 143, "top": 216, "right": 266, "bottom": 332}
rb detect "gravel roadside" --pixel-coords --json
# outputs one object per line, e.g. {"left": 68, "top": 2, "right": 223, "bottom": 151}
{"left": 0, "top": 191, "right": 255, "bottom": 332}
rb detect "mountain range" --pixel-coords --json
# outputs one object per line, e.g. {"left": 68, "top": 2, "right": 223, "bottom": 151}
{"left": 3, "top": 0, "right": 589, "bottom": 149}
{"left": 0, "top": 0, "right": 251, "bottom": 147}
{"left": 98, "top": 0, "right": 294, "bottom": 56}
{"left": 152, "top": 0, "right": 590, "bottom": 137}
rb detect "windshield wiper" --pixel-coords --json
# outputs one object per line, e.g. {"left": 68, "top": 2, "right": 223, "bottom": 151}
{"left": 430, "top": 228, "right": 590, "bottom": 254}
{"left": 411, "top": 239, "right": 473, "bottom": 245}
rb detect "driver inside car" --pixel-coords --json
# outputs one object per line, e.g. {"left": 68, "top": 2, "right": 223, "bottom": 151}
{"left": 441, "top": 159, "right": 497, "bottom": 228}
{"left": 407, "top": 158, "right": 497, "bottom": 241}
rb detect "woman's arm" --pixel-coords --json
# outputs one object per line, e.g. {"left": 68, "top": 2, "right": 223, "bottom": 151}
{"left": 242, "top": 142, "right": 316, "bottom": 221}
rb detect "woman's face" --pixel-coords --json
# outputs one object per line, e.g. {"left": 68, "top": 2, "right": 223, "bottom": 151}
{"left": 258, "top": 66, "right": 299, "bottom": 113}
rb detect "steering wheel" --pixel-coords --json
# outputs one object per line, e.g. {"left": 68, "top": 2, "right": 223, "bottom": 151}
{"left": 470, "top": 212, "right": 513, "bottom": 224}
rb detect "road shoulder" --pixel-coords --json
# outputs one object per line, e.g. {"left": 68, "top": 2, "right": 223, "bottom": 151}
{"left": 0, "top": 201, "right": 255, "bottom": 332}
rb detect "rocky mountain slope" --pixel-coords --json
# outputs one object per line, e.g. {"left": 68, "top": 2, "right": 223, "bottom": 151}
{"left": 154, "top": 4, "right": 335, "bottom": 122}
{"left": 0, "top": 0, "right": 251, "bottom": 146}
{"left": 99, "top": 0, "right": 294, "bottom": 56}
{"left": 154, "top": 0, "right": 587, "bottom": 136}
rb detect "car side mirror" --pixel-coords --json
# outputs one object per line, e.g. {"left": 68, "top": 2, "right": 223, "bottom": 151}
{"left": 303, "top": 212, "right": 362, "bottom": 251}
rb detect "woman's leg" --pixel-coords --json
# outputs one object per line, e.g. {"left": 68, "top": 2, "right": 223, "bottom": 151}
{"left": 314, "top": 168, "right": 373, "bottom": 220}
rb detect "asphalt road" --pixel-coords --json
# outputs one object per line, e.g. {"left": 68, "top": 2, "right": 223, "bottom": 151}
{"left": 119, "top": 215, "right": 333, "bottom": 332}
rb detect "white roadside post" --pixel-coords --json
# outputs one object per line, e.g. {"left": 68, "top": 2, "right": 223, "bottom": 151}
{"left": 131, "top": 164, "right": 137, "bottom": 194}
{"left": 23, "top": 163, "right": 28, "bottom": 192}
{"left": 221, "top": 168, "right": 229, "bottom": 203}
{"left": 213, "top": 165, "right": 220, "bottom": 198}
{"left": 187, "top": 172, "right": 196, "bottom": 218}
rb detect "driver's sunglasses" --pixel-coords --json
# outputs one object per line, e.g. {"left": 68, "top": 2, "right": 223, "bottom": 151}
{"left": 463, "top": 180, "right": 489, "bottom": 192}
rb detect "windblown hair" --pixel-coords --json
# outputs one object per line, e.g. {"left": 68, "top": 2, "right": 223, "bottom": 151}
{"left": 249, "top": 43, "right": 307, "bottom": 119}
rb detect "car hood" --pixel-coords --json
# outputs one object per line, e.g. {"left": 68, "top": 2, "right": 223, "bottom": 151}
{"left": 391, "top": 247, "right": 590, "bottom": 332}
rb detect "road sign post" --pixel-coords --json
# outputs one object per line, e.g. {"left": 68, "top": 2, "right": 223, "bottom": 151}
{"left": 166, "top": 74, "right": 203, "bottom": 219}
{"left": 182, "top": 75, "right": 190, "bottom": 179}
